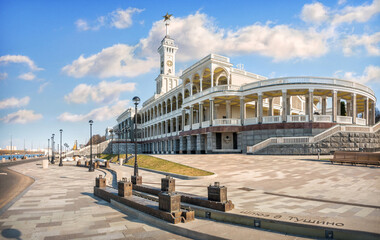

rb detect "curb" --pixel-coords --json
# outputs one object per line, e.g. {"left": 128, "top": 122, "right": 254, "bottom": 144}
{"left": 0, "top": 165, "right": 36, "bottom": 217}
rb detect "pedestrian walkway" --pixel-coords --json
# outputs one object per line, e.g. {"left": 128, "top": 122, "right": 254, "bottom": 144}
{"left": 152, "top": 154, "right": 380, "bottom": 234}
{"left": 0, "top": 161, "right": 305, "bottom": 239}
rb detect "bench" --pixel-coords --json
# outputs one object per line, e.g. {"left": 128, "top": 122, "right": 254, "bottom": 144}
{"left": 331, "top": 151, "right": 380, "bottom": 166}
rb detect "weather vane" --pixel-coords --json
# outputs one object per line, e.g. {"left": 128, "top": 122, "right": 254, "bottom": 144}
{"left": 163, "top": 13, "right": 172, "bottom": 36}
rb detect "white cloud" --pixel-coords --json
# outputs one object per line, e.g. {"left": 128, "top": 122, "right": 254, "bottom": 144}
{"left": 38, "top": 82, "right": 49, "bottom": 93}
{"left": 58, "top": 100, "right": 129, "bottom": 122}
{"left": 75, "top": 19, "right": 90, "bottom": 31}
{"left": 339, "top": 65, "right": 380, "bottom": 84}
{"left": 62, "top": 44, "right": 156, "bottom": 78}
{"left": 75, "top": 7, "right": 143, "bottom": 31}
{"left": 0, "top": 72, "right": 8, "bottom": 80}
{"left": 18, "top": 72, "right": 36, "bottom": 81}
{"left": 111, "top": 8, "right": 144, "bottom": 29}
{"left": 0, "top": 96, "right": 30, "bottom": 109}
{"left": 64, "top": 80, "right": 136, "bottom": 104}
{"left": 301, "top": 1, "right": 380, "bottom": 27}
{"left": 301, "top": 2, "right": 329, "bottom": 24}
{"left": 0, "top": 109, "right": 42, "bottom": 124}
{"left": 338, "top": 0, "right": 347, "bottom": 5}
{"left": 332, "top": 0, "right": 380, "bottom": 26}
{"left": 343, "top": 32, "right": 380, "bottom": 56}
{"left": 0, "top": 55, "right": 43, "bottom": 71}
{"left": 140, "top": 12, "right": 329, "bottom": 62}
{"left": 64, "top": 13, "right": 329, "bottom": 78}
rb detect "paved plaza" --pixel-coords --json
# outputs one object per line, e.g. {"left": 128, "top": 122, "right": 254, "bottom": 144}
{"left": 153, "top": 154, "right": 380, "bottom": 233}
{"left": 0, "top": 159, "right": 311, "bottom": 240}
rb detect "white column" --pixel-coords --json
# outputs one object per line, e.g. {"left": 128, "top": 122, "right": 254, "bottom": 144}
{"left": 200, "top": 77, "right": 203, "bottom": 92}
{"left": 332, "top": 91, "right": 337, "bottom": 122}
{"left": 282, "top": 90, "right": 287, "bottom": 122}
{"left": 210, "top": 99, "right": 214, "bottom": 126}
{"left": 352, "top": 93, "right": 356, "bottom": 124}
{"left": 176, "top": 116, "right": 179, "bottom": 132}
{"left": 199, "top": 102, "right": 204, "bottom": 127}
{"left": 322, "top": 96, "right": 327, "bottom": 115}
{"left": 254, "top": 100, "right": 258, "bottom": 118}
{"left": 268, "top": 97, "right": 273, "bottom": 116}
{"left": 182, "top": 110, "right": 185, "bottom": 130}
{"left": 210, "top": 66, "right": 214, "bottom": 88}
{"left": 240, "top": 97, "right": 245, "bottom": 125}
{"left": 190, "top": 105, "right": 193, "bottom": 129}
{"left": 309, "top": 90, "right": 314, "bottom": 122}
{"left": 226, "top": 100, "right": 231, "bottom": 118}
{"left": 370, "top": 100, "right": 375, "bottom": 126}
{"left": 258, "top": 93, "right": 263, "bottom": 123}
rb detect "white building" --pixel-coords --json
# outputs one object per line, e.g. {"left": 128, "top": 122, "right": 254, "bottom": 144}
{"left": 115, "top": 15, "right": 377, "bottom": 155}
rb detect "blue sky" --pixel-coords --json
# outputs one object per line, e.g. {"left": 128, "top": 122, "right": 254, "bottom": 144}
{"left": 0, "top": 0, "right": 379, "bottom": 150}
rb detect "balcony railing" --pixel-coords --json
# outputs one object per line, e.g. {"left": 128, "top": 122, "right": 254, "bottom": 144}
{"left": 314, "top": 115, "right": 332, "bottom": 122}
{"left": 184, "top": 125, "right": 191, "bottom": 131}
{"left": 192, "top": 123, "right": 200, "bottom": 129}
{"left": 244, "top": 118, "right": 258, "bottom": 125}
{"left": 213, "top": 118, "right": 241, "bottom": 126}
{"left": 202, "top": 120, "right": 210, "bottom": 127}
{"left": 356, "top": 118, "right": 366, "bottom": 126}
{"left": 184, "top": 85, "right": 240, "bottom": 103}
{"left": 337, "top": 116, "right": 353, "bottom": 124}
{"left": 262, "top": 116, "right": 282, "bottom": 124}
{"left": 287, "top": 115, "right": 309, "bottom": 123}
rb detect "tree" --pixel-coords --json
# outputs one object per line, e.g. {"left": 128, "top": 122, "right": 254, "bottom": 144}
{"left": 376, "top": 107, "right": 380, "bottom": 123}
{"left": 85, "top": 134, "right": 106, "bottom": 146}
{"left": 340, "top": 101, "right": 346, "bottom": 116}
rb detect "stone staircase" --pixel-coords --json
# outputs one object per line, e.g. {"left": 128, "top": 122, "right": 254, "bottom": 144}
{"left": 247, "top": 122, "right": 380, "bottom": 155}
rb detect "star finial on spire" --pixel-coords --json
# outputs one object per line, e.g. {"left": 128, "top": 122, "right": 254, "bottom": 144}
{"left": 163, "top": 13, "right": 172, "bottom": 22}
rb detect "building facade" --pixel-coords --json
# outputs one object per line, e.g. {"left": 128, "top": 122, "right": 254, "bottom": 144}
{"left": 115, "top": 20, "right": 377, "bottom": 155}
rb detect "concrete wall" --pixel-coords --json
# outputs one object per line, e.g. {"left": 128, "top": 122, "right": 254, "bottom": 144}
{"left": 255, "top": 131, "right": 380, "bottom": 155}
{"left": 241, "top": 128, "right": 326, "bottom": 153}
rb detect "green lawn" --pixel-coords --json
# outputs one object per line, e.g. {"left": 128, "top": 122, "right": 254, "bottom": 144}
{"left": 100, "top": 154, "right": 213, "bottom": 176}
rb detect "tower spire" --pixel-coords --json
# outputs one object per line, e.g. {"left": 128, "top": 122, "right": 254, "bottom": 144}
{"left": 163, "top": 13, "right": 172, "bottom": 36}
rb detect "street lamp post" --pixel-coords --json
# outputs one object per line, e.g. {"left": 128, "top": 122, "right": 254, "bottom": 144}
{"left": 89, "top": 120, "right": 94, "bottom": 172}
{"left": 109, "top": 129, "right": 114, "bottom": 157}
{"left": 125, "top": 126, "right": 130, "bottom": 163}
{"left": 48, "top": 138, "right": 50, "bottom": 162}
{"left": 131, "top": 96, "right": 141, "bottom": 185}
{"left": 116, "top": 130, "right": 120, "bottom": 164}
{"left": 59, "top": 129, "right": 63, "bottom": 166}
{"left": 51, "top": 134, "right": 55, "bottom": 164}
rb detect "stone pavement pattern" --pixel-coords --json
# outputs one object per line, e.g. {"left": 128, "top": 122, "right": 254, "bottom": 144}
{"left": 0, "top": 161, "right": 305, "bottom": 240}
{"left": 114, "top": 154, "right": 380, "bottom": 233}
{"left": 0, "top": 163, "right": 190, "bottom": 240}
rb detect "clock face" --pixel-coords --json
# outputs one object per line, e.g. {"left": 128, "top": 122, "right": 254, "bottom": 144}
{"left": 166, "top": 60, "right": 173, "bottom": 66}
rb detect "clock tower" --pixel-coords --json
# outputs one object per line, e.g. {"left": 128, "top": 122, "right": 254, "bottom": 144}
{"left": 155, "top": 13, "right": 179, "bottom": 94}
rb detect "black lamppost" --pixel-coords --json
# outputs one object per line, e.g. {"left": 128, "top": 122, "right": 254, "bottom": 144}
{"left": 132, "top": 96, "right": 140, "bottom": 181}
{"left": 51, "top": 134, "right": 55, "bottom": 164}
{"left": 125, "top": 126, "right": 130, "bottom": 162}
{"left": 115, "top": 129, "right": 121, "bottom": 163}
{"left": 89, "top": 120, "right": 94, "bottom": 172}
{"left": 59, "top": 129, "right": 63, "bottom": 166}
{"left": 48, "top": 138, "right": 50, "bottom": 162}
